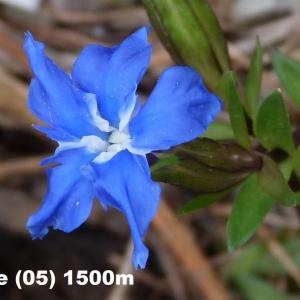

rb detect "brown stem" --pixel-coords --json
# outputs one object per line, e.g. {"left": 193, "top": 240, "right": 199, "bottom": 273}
{"left": 152, "top": 200, "right": 231, "bottom": 300}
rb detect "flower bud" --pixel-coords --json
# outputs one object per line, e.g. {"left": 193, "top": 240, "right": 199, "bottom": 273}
{"left": 143, "top": 0, "right": 230, "bottom": 91}
{"left": 176, "top": 138, "right": 260, "bottom": 172}
{"left": 152, "top": 139, "right": 260, "bottom": 193}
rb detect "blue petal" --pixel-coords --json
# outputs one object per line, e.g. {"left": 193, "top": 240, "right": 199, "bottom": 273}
{"left": 72, "top": 27, "right": 152, "bottom": 128}
{"left": 24, "top": 32, "right": 99, "bottom": 138}
{"left": 91, "top": 150, "right": 160, "bottom": 269}
{"left": 72, "top": 45, "right": 115, "bottom": 94}
{"left": 41, "top": 146, "right": 98, "bottom": 166}
{"left": 28, "top": 79, "right": 52, "bottom": 124}
{"left": 33, "top": 124, "right": 76, "bottom": 142}
{"left": 27, "top": 149, "right": 95, "bottom": 237}
{"left": 129, "top": 66, "right": 222, "bottom": 152}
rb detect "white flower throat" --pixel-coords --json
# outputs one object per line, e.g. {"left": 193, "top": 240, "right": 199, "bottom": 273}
{"left": 58, "top": 93, "right": 136, "bottom": 163}
{"left": 59, "top": 128, "right": 132, "bottom": 164}
{"left": 97, "top": 128, "right": 132, "bottom": 162}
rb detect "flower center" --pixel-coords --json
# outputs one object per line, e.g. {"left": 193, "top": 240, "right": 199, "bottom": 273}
{"left": 58, "top": 93, "right": 139, "bottom": 163}
{"left": 91, "top": 128, "right": 131, "bottom": 163}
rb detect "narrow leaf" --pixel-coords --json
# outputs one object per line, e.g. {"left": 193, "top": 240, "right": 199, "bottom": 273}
{"left": 152, "top": 157, "right": 249, "bottom": 193}
{"left": 235, "top": 274, "right": 291, "bottom": 300}
{"left": 204, "top": 121, "right": 234, "bottom": 140}
{"left": 272, "top": 50, "right": 300, "bottom": 109}
{"left": 293, "top": 149, "right": 300, "bottom": 179}
{"left": 279, "top": 158, "right": 293, "bottom": 181}
{"left": 150, "top": 154, "right": 179, "bottom": 173}
{"left": 185, "top": 0, "right": 230, "bottom": 72}
{"left": 176, "top": 138, "right": 258, "bottom": 172}
{"left": 226, "top": 236, "right": 300, "bottom": 277}
{"left": 179, "top": 189, "right": 230, "bottom": 214}
{"left": 244, "top": 37, "right": 262, "bottom": 120}
{"left": 218, "top": 71, "right": 251, "bottom": 150}
{"left": 227, "top": 174, "right": 275, "bottom": 252}
{"left": 258, "top": 156, "right": 297, "bottom": 206}
{"left": 143, "top": 0, "right": 222, "bottom": 91}
{"left": 255, "top": 90, "right": 295, "bottom": 155}
{"left": 225, "top": 244, "right": 267, "bottom": 277}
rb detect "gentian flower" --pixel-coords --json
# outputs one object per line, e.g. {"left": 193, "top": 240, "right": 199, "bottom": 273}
{"left": 23, "top": 27, "right": 221, "bottom": 269}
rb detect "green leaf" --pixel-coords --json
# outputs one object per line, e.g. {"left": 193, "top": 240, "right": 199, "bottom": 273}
{"left": 258, "top": 156, "right": 297, "bottom": 206}
{"left": 272, "top": 50, "right": 300, "bottom": 109}
{"left": 152, "top": 156, "right": 249, "bottom": 193}
{"left": 175, "top": 138, "right": 258, "bottom": 172}
{"left": 225, "top": 244, "right": 267, "bottom": 277}
{"left": 204, "top": 121, "right": 234, "bottom": 140}
{"left": 150, "top": 154, "right": 179, "bottom": 173}
{"left": 234, "top": 274, "right": 291, "bottom": 300}
{"left": 295, "top": 191, "right": 300, "bottom": 205}
{"left": 218, "top": 71, "right": 252, "bottom": 150}
{"left": 227, "top": 174, "right": 275, "bottom": 252}
{"left": 254, "top": 236, "right": 300, "bottom": 275}
{"left": 185, "top": 0, "right": 230, "bottom": 73}
{"left": 255, "top": 90, "right": 295, "bottom": 155}
{"left": 279, "top": 158, "right": 293, "bottom": 181}
{"left": 143, "top": 0, "right": 222, "bottom": 91}
{"left": 226, "top": 236, "right": 300, "bottom": 277}
{"left": 293, "top": 148, "right": 300, "bottom": 179}
{"left": 179, "top": 189, "right": 230, "bottom": 214}
{"left": 244, "top": 37, "right": 262, "bottom": 120}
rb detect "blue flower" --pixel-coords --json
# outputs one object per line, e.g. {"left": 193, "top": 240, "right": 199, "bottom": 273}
{"left": 23, "top": 27, "right": 221, "bottom": 269}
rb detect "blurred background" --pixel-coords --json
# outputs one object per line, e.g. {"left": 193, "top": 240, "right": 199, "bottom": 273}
{"left": 0, "top": 0, "right": 300, "bottom": 299}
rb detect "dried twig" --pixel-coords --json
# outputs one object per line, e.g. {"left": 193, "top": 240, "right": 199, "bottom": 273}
{"left": 0, "top": 155, "right": 44, "bottom": 181}
{"left": 2, "top": 13, "right": 100, "bottom": 50}
{"left": 149, "top": 233, "right": 189, "bottom": 300}
{"left": 210, "top": 204, "right": 300, "bottom": 230}
{"left": 152, "top": 200, "right": 231, "bottom": 300}
{"left": 48, "top": 7, "right": 147, "bottom": 26}
{"left": 258, "top": 226, "right": 300, "bottom": 286}
{"left": 0, "top": 19, "right": 30, "bottom": 75}
{"left": 0, "top": 67, "right": 36, "bottom": 128}
{"left": 108, "top": 252, "right": 169, "bottom": 295}
{"left": 106, "top": 240, "right": 134, "bottom": 300}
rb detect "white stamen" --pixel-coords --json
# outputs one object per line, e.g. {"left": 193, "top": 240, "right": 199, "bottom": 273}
{"left": 108, "top": 130, "right": 130, "bottom": 145}
{"left": 92, "top": 133, "right": 130, "bottom": 164}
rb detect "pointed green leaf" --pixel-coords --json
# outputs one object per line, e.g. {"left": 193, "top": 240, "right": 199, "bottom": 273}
{"left": 255, "top": 91, "right": 295, "bottom": 155}
{"left": 150, "top": 154, "right": 179, "bottom": 173}
{"left": 152, "top": 157, "right": 249, "bottom": 193}
{"left": 227, "top": 174, "right": 275, "bottom": 252}
{"left": 244, "top": 37, "right": 262, "bottom": 120}
{"left": 295, "top": 191, "right": 300, "bottom": 205}
{"left": 272, "top": 50, "right": 300, "bottom": 109}
{"left": 279, "top": 158, "right": 293, "bottom": 181}
{"left": 143, "top": 0, "right": 222, "bottom": 91}
{"left": 185, "top": 0, "right": 230, "bottom": 73}
{"left": 258, "top": 156, "right": 297, "bottom": 206}
{"left": 179, "top": 189, "right": 230, "bottom": 214}
{"left": 235, "top": 274, "right": 291, "bottom": 300}
{"left": 253, "top": 236, "right": 300, "bottom": 275}
{"left": 293, "top": 148, "right": 300, "bottom": 178}
{"left": 226, "top": 236, "right": 300, "bottom": 277}
{"left": 204, "top": 121, "right": 235, "bottom": 140}
{"left": 175, "top": 138, "right": 258, "bottom": 172}
{"left": 225, "top": 244, "right": 267, "bottom": 277}
{"left": 218, "top": 71, "right": 251, "bottom": 150}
